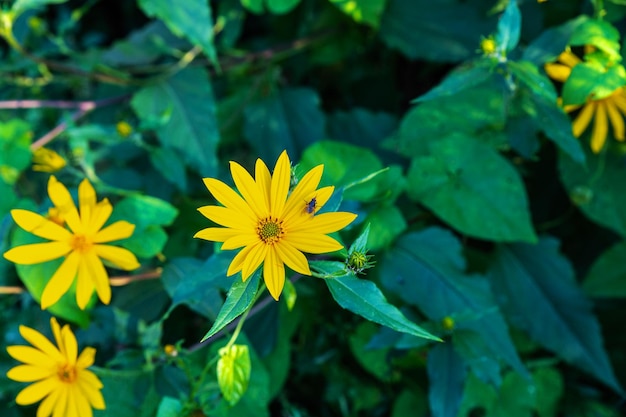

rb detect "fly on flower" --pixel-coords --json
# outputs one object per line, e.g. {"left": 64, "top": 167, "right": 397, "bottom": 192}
{"left": 304, "top": 197, "right": 317, "bottom": 215}
{"left": 194, "top": 151, "right": 357, "bottom": 300}
{"left": 6, "top": 318, "right": 106, "bottom": 417}
{"left": 3, "top": 176, "right": 140, "bottom": 309}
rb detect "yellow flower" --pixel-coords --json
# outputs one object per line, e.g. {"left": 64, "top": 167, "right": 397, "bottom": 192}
{"left": 194, "top": 151, "right": 357, "bottom": 300}
{"left": 479, "top": 37, "right": 497, "bottom": 56}
{"left": 545, "top": 49, "right": 626, "bottom": 153}
{"left": 3, "top": 176, "right": 140, "bottom": 309}
{"left": 6, "top": 318, "right": 105, "bottom": 417}
{"left": 32, "top": 148, "right": 67, "bottom": 173}
{"left": 115, "top": 121, "right": 133, "bottom": 138}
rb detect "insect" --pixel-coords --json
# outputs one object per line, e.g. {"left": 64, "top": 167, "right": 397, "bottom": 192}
{"left": 304, "top": 197, "right": 317, "bottom": 215}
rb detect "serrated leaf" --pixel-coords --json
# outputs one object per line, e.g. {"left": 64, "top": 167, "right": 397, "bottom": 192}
{"left": 427, "top": 343, "right": 466, "bottom": 417}
{"left": 137, "top": 0, "right": 217, "bottom": 63}
{"left": 559, "top": 147, "right": 626, "bottom": 237}
{"left": 583, "top": 242, "right": 626, "bottom": 298}
{"left": 217, "top": 344, "right": 251, "bottom": 405}
{"left": 413, "top": 60, "right": 494, "bottom": 103}
{"left": 381, "top": 227, "right": 526, "bottom": 375}
{"left": 131, "top": 67, "right": 219, "bottom": 176}
{"left": 488, "top": 237, "right": 622, "bottom": 393}
{"left": 329, "top": 0, "right": 387, "bottom": 28}
{"left": 495, "top": 0, "right": 520, "bottom": 53}
{"left": 325, "top": 274, "right": 440, "bottom": 341}
{"left": 380, "top": 0, "right": 494, "bottom": 62}
{"left": 201, "top": 270, "right": 261, "bottom": 342}
{"left": 407, "top": 134, "right": 537, "bottom": 243}
{"left": 243, "top": 88, "right": 325, "bottom": 162}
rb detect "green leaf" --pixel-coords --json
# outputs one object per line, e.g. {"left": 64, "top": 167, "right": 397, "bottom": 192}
{"left": 363, "top": 205, "right": 406, "bottom": 251}
{"left": 533, "top": 367, "right": 564, "bottom": 417}
{"left": 121, "top": 225, "right": 168, "bottom": 259}
{"left": 241, "top": 0, "right": 301, "bottom": 14}
{"left": 452, "top": 330, "right": 501, "bottom": 386}
{"left": 155, "top": 397, "right": 183, "bottom": 417}
{"left": 407, "top": 134, "right": 537, "bottom": 243}
{"left": 0, "top": 182, "right": 18, "bottom": 217}
{"left": 413, "top": 60, "right": 494, "bottom": 103}
{"left": 523, "top": 16, "right": 587, "bottom": 65}
{"left": 569, "top": 19, "right": 621, "bottom": 62}
{"left": 112, "top": 194, "right": 178, "bottom": 229}
{"left": 11, "top": 0, "right": 67, "bottom": 15}
{"left": 148, "top": 147, "right": 187, "bottom": 191}
{"left": 329, "top": 0, "right": 387, "bottom": 28}
{"left": 325, "top": 274, "right": 440, "bottom": 341}
{"left": 563, "top": 63, "right": 626, "bottom": 105}
{"left": 349, "top": 322, "right": 392, "bottom": 380}
{"left": 380, "top": 0, "right": 494, "bottom": 62}
{"left": 137, "top": 0, "right": 217, "bottom": 63}
{"left": 488, "top": 237, "right": 622, "bottom": 393}
{"left": 327, "top": 108, "right": 398, "bottom": 153}
{"left": 381, "top": 227, "right": 526, "bottom": 375}
{"left": 495, "top": 0, "right": 520, "bottom": 53}
{"left": 94, "top": 368, "right": 159, "bottom": 417}
{"left": 583, "top": 242, "right": 626, "bottom": 298}
{"left": 0, "top": 119, "right": 32, "bottom": 185}
{"left": 559, "top": 147, "right": 626, "bottom": 237}
{"left": 243, "top": 88, "right": 325, "bottom": 162}
{"left": 131, "top": 67, "right": 219, "bottom": 176}
{"left": 391, "top": 388, "right": 428, "bottom": 417}
{"left": 201, "top": 270, "right": 261, "bottom": 342}
{"left": 299, "top": 140, "right": 383, "bottom": 200}
{"left": 426, "top": 343, "right": 466, "bottom": 417}
{"left": 217, "top": 344, "right": 252, "bottom": 405}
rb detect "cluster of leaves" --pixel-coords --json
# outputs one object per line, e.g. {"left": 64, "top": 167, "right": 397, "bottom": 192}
{"left": 1, "top": 0, "right": 626, "bottom": 416}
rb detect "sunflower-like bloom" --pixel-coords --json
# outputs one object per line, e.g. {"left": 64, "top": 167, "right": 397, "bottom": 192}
{"left": 545, "top": 49, "right": 626, "bottom": 153}
{"left": 3, "top": 176, "right": 140, "bottom": 309}
{"left": 194, "top": 151, "right": 357, "bottom": 300}
{"left": 32, "top": 148, "right": 67, "bottom": 173}
{"left": 6, "top": 318, "right": 105, "bottom": 417}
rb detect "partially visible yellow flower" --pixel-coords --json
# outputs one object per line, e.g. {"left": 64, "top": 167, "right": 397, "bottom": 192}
{"left": 6, "top": 318, "right": 105, "bottom": 417}
{"left": 545, "top": 48, "right": 626, "bottom": 153}
{"left": 3, "top": 176, "right": 140, "bottom": 309}
{"left": 479, "top": 37, "right": 497, "bottom": 56}
{"left": 116, "top": 121, "right": 133, "bottom": 138}
{"left": 32, "top": 147, "right": 67, "bottom": 173}
{"left": 194, "top": 151, "right": 357, "bottom": 300}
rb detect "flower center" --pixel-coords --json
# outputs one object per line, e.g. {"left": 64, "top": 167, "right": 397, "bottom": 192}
{"left": 257, "top": 217, "right": 284, "bottom": 245}
{"left": 70, "top": 234, "right": 92, "bottom": 253}
{"left": 57, "top": 363, "right": 77, "bottom": 383}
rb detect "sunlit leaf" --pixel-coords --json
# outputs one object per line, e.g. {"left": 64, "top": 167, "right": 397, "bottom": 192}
{"left": 217, "top": 344, "right": 252, "bottom": 405}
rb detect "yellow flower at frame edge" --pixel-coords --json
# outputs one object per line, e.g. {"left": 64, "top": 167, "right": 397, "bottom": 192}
{"left": 194, "top": 151, "right": 357, "bottom": 300}
{"left": 6, "top": 318, "right": 105, "bottom": 417}
{"left": 545, "top": 49, "right": 626, "bottom": 153}
{"left": 3, "top": 176, "right": 140, "bottom": 309}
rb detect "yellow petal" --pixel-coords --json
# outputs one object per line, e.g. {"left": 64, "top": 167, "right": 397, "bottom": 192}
{"left": 282, "top": 165, "right": 324, "bottom": 219}
{"left": 558, "top": 50, "right": 581, "bottom": 67}
{"left": 198, "top": 206, "right": 255, "bottom": 230}
{"left": 263, "top": 247, "right": 285, "bottom": 300}
{"left": 544, "top": 63, "right": 572, "bottom": 83}
{"left": 222, "top": 232, "right": 259, "bottom": 250}
{"left": 78, "top": 179, "right": 97, "bottom": 228}
{"left": 51, "top": 384, "right": 68, "bottom": 417}
{"left": 7, "top": 365, "right": 55, "bottom": 382}
{"left": 591, "top": 100, "right": 608, "bottom": 153}
{"left": 572, "top": 101, "right": 596, "bottom": 138}
{"left": 202, "top": 178, "right": 257, "bottom": 223}
{"left": 270, "top": 151, "right": 291, "bottom": 218}
{"left": 50, "top": 318, "right": 63, "bottom": 357}
{"left": 76, "top": 347, "right": 96, "bottom": 369}
{"left": 41, "top": 251, "right": 80, "bottom": 309}
{"left": 18, "top": 326, "right": 63, "bottom": 361}
{"left": 92, "top": 220, "right": 134, "bottom": 243}
{"left": 7, "top": 345, "right": 59, "bottom": 367}
{"left": 226, "top": 245, "right": 254, "bottom": 276}
{"left": 275, "top": 241, "right": 311, "bottom": 276}
{"left": 15, "top": 377, "right": 58, "bottom": 405}
{"left": 80, "top": 252, "right": 110, "bottom": 307}
{"left": 4, "top": 241, "right": 71, "bottom": 265}
{"left": 292, "top": 212, "right": 357, "bottom": 234}
{"left": 10, "top": 209, "right": 72, "bottom": 241}
{"left": 241, "top": 242, "right": 267, "bottom": 281}
{"left": 61, "top": 324, "right": 78, "bottom": 364}
{"left": 230, "top": 161, "right": 269, "bottom": 218}
{"left": 93, "top": 245, "right": 140, "bottom": 270}
{"left": 85, "top": 200, "right": 113, "bottom": 236}
{"left": 37, "top": 387, "right": 61, "bottom": 417}
{"left": 606, "top": 99, "right": 625, "bottom": 141}
{"left": 75, "top": 262, "right": 96, "bottom": 310}
{"left": 194, "top": 227, "right": 239, "bottom": 242}
{"left": 70, "top": 384, "right": 93, "bottom": 417}
{"left": 285, "top": 186, "right": 336, "bottom": 229}
{"left": 48, "top": 176, "right": 83, "bottom": 234}
{"left": 76, "top": 372, "right": 105, "bottom": 409}
{"left": 255, "top": 158, "right": 271, "bottom": 213}
{"left": 286, "top": 233, "right": 344, "bottom": 254}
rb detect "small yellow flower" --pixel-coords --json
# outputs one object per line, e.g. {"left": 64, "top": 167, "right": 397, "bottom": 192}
{"left": 479, "top": 37, "right": 497, "bottom": 56}
{"left": 545, "top": 49, "right": 626, "bottom": 153}
{"left": 116, "top": 121, "right": 133, "bottom": 138}
{"left": 32, "top": 147, "right": 67, "bottom": 173}
{"left": 6, "top": 318, "right": 105, "bottom": 417}
{"left": 194, "top": 151, "right": 357, "bottom": 300}
{"left": 3, "top": 176, "right": 140, "bottom": 309}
